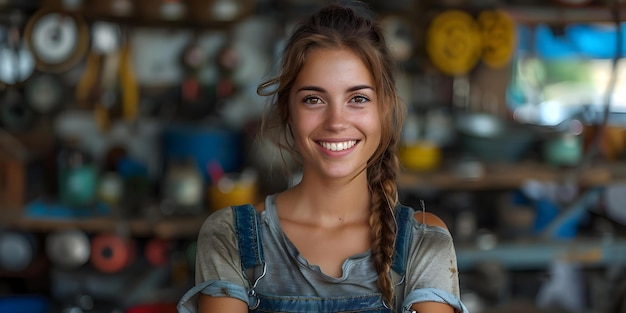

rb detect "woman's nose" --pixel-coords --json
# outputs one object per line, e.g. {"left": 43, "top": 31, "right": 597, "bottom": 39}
{"left": 324, "top": 104, "right": 348, "bottom": 131}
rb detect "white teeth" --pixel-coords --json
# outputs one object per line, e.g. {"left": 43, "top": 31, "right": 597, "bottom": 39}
{"left": 320, "top": 140, "right": 357, "bottom": 151}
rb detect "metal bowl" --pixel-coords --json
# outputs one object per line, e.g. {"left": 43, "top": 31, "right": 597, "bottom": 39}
{"left": 456, "top": 113, "right": 537, "bottom": 162}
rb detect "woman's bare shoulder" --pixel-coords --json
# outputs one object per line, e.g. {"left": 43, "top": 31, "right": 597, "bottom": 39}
{"left": 413, "top": 211, "right": 449, "bottom": 230}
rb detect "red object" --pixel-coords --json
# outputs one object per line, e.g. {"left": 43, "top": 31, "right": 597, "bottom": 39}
{"left": 216, "top": 79, "right": 234, "bottom": 99}
{"left": 144, "top": 238, "right": 173, "bottom": 267}
{"left": 206, "top": 160, "right": 225, "bottom": 184}
{"left": 90, "top": 234, "right": 136, "bottom": 273}
{"left": 126, "top": 303, "right": 177, "bottom": 313}
{"left": 182, "top": 78, "right": 199, "bottom": 102}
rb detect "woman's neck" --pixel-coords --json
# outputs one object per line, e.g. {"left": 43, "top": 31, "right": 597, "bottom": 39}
{"left": 277, "top": 170, "right": 371, "bottom": 228}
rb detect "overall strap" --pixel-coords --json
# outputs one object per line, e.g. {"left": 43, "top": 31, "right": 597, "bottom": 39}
{"left": 391, "top": 204, "right": 415, "bottom": 276}
{"left": 232, "top": 204, "right": 265, "bottom": 270}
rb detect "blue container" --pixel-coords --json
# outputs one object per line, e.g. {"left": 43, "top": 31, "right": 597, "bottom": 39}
{"left": 161, "top": 125, "right": 242, "bottom": 183}
{"left": 0, "top": 295, "right": 49, "bottom": 313}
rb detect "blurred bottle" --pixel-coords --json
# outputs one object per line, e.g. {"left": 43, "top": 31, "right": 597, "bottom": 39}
{"left": 161, "top": 159, "right": 204, "bottom": 216}
{"left": 57, "top": 138, "right": 98, "bottom": 208}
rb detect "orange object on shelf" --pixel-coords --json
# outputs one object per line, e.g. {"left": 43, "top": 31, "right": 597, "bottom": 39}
{"left": 90, "top": 234, "right": 136, "bottom": 273}
{"left": 584, "top": 124, "right": 626, "bottom": 161}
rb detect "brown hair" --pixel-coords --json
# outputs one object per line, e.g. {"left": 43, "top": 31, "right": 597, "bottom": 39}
{"left": 257, "top": 1, "right": 406, "bottom": 306}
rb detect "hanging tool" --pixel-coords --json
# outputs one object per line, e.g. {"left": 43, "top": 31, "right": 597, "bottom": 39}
{"left": 75, "top": 51, "right": 101, "bottom": 108}
{"left": 94, "top": 49, "right": 120, "bottom": 131}
{"left": 118, "top": 28, "right": 139, "bottom": 123}
{"left": 75, "top": 22, "right": 138, "bottom": 131}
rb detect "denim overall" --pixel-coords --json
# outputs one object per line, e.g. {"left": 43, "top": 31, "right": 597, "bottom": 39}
{"left": 232, "top": 204, "right": 416, "bottom": 313}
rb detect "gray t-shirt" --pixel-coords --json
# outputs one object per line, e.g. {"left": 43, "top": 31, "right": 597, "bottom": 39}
{"left": 178, "top": 194, "right": 468, "bottom": 313}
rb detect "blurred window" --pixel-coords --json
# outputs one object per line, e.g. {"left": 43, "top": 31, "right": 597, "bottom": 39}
{"left": 508, "top": 23, "right": 626, "bottom": 125}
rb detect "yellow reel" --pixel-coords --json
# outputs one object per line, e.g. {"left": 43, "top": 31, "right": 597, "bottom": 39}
{"left": 426, "top": 10, "right": 482, "bottom": 76}
{"left": 478, "top": 9, "right": 516, "bottom": 69}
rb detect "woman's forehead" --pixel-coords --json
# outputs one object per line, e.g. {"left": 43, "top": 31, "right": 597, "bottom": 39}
{"left": 293, "top": 48, "right": 374, "bottom": 90}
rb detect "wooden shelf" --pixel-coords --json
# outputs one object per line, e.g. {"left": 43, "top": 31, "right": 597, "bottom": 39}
{"left": 6, "top": 162, "right": 626, "bottom": 236}
{"left": 457, "top": 237, "right": 626, "bottom": 271}
{"left": 2, "top": 214, "right": 208, "bottom": 239}
{"left": 398, "top": 161, "right": 626, "bottom": 191}
{"left": 503, "top": 5, "right": 626, "bottom": 25}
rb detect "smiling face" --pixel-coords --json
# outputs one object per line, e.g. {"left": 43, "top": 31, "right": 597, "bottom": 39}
{"left": 289, "top": 47, "right": 382, "bottom": 181}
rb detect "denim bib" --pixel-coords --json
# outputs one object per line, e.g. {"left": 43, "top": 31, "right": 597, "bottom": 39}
{"left": 233, "top": 203, "right": 415, "bottom": 313}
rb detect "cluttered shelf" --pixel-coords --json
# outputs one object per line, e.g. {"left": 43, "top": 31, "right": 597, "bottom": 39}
{"left": 2, "top": 213, "right": 208, "bottom": 239}
{"left": 398, "top": 161, "right": 626, "bottom": 191}
{"left": 4, "top": 162, "right": 626, "bottom": 237}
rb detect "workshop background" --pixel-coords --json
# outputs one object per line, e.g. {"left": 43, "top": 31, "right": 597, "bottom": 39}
{"left": 0, "top": 0, "right": 625, "bottom": 312}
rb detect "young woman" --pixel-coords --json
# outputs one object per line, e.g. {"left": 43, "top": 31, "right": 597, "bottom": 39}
{"left": 178, "top": 1, "right": 468, "bottom": 312}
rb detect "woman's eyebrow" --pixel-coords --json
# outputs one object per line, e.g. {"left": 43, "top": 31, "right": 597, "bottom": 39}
{"left": 296, "top": 86, "right": 325, "bottom": 93}
{"left": 296, "top": 85, "right": 374, "bottom": 93}
{"left": 347, "top": 85, "right": 374, "bottom": 92}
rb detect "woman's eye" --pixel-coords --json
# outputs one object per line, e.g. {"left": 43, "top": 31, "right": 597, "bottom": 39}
{"left": 351, "top": 95, "right": 370, "bottom": 104}
{"left": 303, "top": 96, "right": 322, "bottom": 105}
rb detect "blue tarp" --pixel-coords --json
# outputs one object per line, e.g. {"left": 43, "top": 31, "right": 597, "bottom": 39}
{"left": 517, "top": 23, "right": 626, "bottom": 59}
